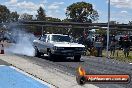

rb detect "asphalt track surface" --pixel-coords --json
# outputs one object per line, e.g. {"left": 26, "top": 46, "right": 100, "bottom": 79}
{"left": 16, "top": 55, "right": 132, "bottom": 88}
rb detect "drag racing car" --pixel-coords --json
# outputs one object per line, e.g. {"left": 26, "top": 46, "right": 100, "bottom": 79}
{"left": 33, "top": 34, "right": 85, "bottom": 61}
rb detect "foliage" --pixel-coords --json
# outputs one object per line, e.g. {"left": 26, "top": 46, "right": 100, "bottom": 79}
{"left": 0, "top": 3, "right": 99, "bottom": 37}
{"left": 62, "top": 18, "right": 72, "bottom": 22}
{"left": 0, "top": 5, "right": 10, "bottom": 23}
{"left": 65, "top": 2, "right": 99, "bottom": 38}
{"left": 45, "top": 17, "right": 63, "bottom": 34}
{"left": 0, "top": 5, "right": 19, "bottom": 23}
{"left": 36, "top": 7, "right": 46, "bottom": 21}
{"left": 19, "top": 13, "right": 33, "bottom": 21}
{"left": 46, "top": 17, "right": 61, "bottom": 22}
{"left": 66, "top": 2, "right": 99, "bottom": 23}
{"left": 10, "top": 11, "right": 19, "bottom": 22}
{"left": 128, "top": 21, "right": 132, "bottom": 25}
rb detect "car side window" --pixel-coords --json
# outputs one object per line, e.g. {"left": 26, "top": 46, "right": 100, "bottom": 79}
{"left": 40, "top": 35, "right": 47, "bottom": 42}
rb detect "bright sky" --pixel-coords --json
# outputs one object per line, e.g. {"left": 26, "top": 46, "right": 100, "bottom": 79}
{"left": 1, "top": 0, "right": 132, "bottom": 23}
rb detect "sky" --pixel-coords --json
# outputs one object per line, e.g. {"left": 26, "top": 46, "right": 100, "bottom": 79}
{"left": 0, "top": 0, "right": 132, "bottom": 23}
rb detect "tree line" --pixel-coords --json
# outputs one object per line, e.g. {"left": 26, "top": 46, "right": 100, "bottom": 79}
{"left": 0, "top": 1, "right": 99, "bottom": 37}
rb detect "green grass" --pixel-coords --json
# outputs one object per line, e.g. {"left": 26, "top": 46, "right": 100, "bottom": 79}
{"left": 85, "top": 49, "right": 132, "bottom": 63}
{"left": 102, "top": 50, "right": 132, "bottom": 63}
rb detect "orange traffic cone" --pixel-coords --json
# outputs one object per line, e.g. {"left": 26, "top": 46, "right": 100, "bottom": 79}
{"left": 0, "top": 44, "right": 4, "bottom": 54}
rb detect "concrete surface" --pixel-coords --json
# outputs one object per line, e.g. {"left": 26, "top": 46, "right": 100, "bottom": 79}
{"left": 0, "top": 54, "right": 99, "bottom": 88}
{"left": 0, "top": 59, "right": 10, "bottom": 66}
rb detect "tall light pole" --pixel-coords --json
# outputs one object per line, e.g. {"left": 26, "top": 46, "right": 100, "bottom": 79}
{"left": 106, "top": 0, "right": 110, "bottom": 58}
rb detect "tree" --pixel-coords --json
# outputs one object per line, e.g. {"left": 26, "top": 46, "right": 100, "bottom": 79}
{"left": 36, "top": 7, "right": 46, "bottom": 21}
{"left": 45, "top": 17, "right": 63, "bottom": 34}
{"left": 35, "top": 7, "right": 46, "bottom": 35}
{"left": 10, "top": 11, "right": 19, "bottom": 22}
{"left": 19, "top": 13, "right": 33, "bottom": 21}
{"left": 128, "top": 21, "right": 132, "bottom": 25}
{"left": 66, "top": 2, "right": 99, "bottom": 23}
{"left": 62, "top": 18, "right": 71, "bottom": 22}
{"left": 0, "top": 5, "right": 10, "bottom": 23}
{"left": 46, "top": 17, "right": 61, "bottom": 22}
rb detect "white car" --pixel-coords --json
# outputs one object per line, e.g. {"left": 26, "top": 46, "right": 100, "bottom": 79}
{"left": 33, "top": 34, "right": 85, "bottom": 61}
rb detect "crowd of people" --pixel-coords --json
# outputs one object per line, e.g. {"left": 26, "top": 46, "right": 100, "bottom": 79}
{"left": 78, "top": 34, "right": 132, "bottom": 58}
{"left": 0, "top": 29, "right": 132, "bottom": 58}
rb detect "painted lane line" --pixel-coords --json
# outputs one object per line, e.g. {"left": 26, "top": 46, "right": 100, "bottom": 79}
{"left": 9, "top": 66, "right": 55, "bottom": 88}
{"left": 0, "top": 65, "right": 6, "bottom": 66}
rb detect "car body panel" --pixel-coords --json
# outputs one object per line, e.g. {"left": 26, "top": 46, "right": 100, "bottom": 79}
{"left": 33, "top": 34, "right": 85, "bottom": 57}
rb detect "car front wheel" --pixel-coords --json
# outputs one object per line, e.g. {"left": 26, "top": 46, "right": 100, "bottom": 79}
{"left": 47, "top": 51, "right": 55, "bottom": 61}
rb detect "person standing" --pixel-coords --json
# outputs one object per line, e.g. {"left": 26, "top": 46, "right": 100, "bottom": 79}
{"left": 110, "top": 39, "right": 117, "bottom": 57}
{"left": 94, "top": 36, "right": 103, "bottom": 57}
{"left": 122, "top": 37, "right": 131, "bottom": 57}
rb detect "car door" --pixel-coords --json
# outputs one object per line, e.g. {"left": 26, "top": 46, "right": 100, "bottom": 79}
{"left": 38, "top": 35, "right": 47, "bottom": 53}
{"left": 46, "top": 35, "right": 52, "bottom": 49}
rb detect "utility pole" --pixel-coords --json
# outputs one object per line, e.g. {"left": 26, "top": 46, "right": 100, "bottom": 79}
{"left": 106, "top": 0, "right": 110, "bottom": 58}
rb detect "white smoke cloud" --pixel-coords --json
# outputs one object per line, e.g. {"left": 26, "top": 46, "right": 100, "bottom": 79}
{"left": 5, "top": 29, "right": 36, "bottom": 56}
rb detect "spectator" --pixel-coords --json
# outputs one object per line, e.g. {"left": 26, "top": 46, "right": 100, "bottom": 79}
{"left": 119, "top": 37, "right": 123, "bottom": 49}
{"left": 94, "top": 36, "right": 103, "bottom": 57}
{"left": 110, "top": 39, "right": 117, "bottom": 57}
{"left": 122, "top": 37, "right": 131, "bottom": 57}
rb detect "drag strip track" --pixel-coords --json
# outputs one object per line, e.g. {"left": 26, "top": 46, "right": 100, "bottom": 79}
{"left": 17, "top": 55, "right": 77, "bottom": 76}
{"left": 17, "top": 55, "right": 132, "bottom": 88}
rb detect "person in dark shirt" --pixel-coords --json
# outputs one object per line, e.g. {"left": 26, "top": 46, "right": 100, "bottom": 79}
{"left": 94, "top": 37, "right": 103, "bottom": 57}
{"left": 110, "top": 39, "right": 117, "bottom": 57}
{"left": 122, "top": 37, "right": 131, "bottom": 57}
{"left": 119, "top": 37, "right": 123, "bottom": 49}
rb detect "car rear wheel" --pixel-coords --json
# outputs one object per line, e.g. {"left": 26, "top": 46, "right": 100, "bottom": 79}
{"left": 74, "top": 55, "right": 81, "bottom": 62}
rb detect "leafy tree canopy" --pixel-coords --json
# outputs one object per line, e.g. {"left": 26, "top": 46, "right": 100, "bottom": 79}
{"left": 20, "top": 13, "right": 33, "bottom": 21}
{"left": 36, "top": 7, "right": 46, "bottom": 21}
{"left": 0, "top": 5, "right": 10, "bottom": 23}
{"left": 10, "top": 11, "right": 19, "bottom": 22}
{"left": 46, "top": 17, "right": 61, "bottom": 22}
{"left": 66, "top": 2, "right": 99, "bottom": 23}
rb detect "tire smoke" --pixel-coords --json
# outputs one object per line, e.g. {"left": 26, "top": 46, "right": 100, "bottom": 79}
{"left": 5, "top": 29, "right": 37, "bottom": 56}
